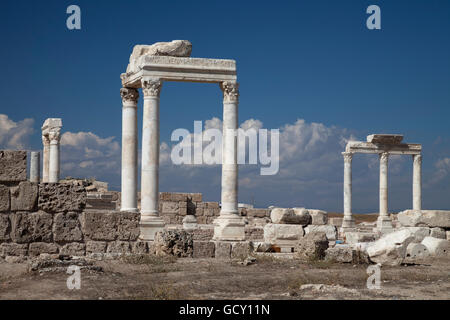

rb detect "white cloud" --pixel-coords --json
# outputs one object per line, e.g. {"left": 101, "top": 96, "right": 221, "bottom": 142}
{"left": 0, "top": 114, "right": 34, "bottom": 149}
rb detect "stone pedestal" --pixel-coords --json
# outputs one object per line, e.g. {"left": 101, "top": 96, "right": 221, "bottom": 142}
{"left": 377, "top": 152, "right": 392, "bottom": 233}
{"left": 412, "top": 154, "right": 422, "bottom": 211}
{"left": 29, "top": 151, "right": 40, "bottom": 183}
{"left": 120, "top": 88, "right": 139, "bottom": 213}
{"left": 213, "top": 81, "right": 245, "bottom": 241}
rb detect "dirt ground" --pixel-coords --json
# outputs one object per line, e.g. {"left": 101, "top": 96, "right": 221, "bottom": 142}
{"left": 0, "top": 254, "right": 449, "bottom": 300}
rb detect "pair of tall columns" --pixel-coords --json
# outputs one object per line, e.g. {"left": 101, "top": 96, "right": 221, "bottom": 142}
{"left": 120, "top": 79, "right": 244, "bottom": 241}
{"left": 41, "top": 129, "right": 61, "bottom": 183}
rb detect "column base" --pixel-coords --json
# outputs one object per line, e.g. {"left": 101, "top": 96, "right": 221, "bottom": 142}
{"left": 139, "top": 217, "right": 165, "bottom": 241}
{"left": 339, "top": 216, "right": 356, "bottom": 236}
{"left": 213, "top": 214, "right": 245, "bottom": 241}
{"left": 121, "top": 208, "right": 139, "bottom": 213}
{"left": 375, "top": 215, "right": 393, "bottom": 234}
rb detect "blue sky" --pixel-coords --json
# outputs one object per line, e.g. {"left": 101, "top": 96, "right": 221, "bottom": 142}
{"left": 0, "top": 0, "right": 449, "bottom": 213}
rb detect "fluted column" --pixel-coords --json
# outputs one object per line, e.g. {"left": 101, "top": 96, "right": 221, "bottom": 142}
{"left": 42, "top": 136, "right": 50, "bottom": 182}
{"left": 139, "top": 78, "right": 165, "bottom": 241}
{"left": 377, "top": 152, "right": 392, "bottom": 233}
{"left": 48, "top": 130, "right": 61, "bottom": 183}
{"left": 213, "top": 81, "right": 245, "bottom": 241}
{"left": 120, "top": 87, "right": 139, "bottom": 213}
{"left": 412, "top": 154, "right": 422, "bottom": 211}
{"left": 30, "top": 151, "right": 40, "bottom": 183}
{"left": 341, "top": 152, "right": 355, "bottom": 231}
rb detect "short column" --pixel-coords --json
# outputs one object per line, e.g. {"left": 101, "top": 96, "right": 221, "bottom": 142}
{"left": 341, "top": 152, "right": 355, "bottom": 232}
{"left": 377, "top": 152, "right": 393, "bottom": 233}
{"left": 213, "top": 81, "right": 245, "bottom": 241}
{"left": 42, "top": 135, "right": 50, "bottom": 182}
{"left": 412, "top": 154, "right": 422, "bottom": 211}
{"left": 140, "top": 78, "right": 165, "bottom": 241}
{"left": 48, "top": 130, "right": 61, "bottom": 183}
{"left": 120, "top": 87, "right": 139, "bottom": 213}
{"left": 30, "top": 151, "right": 40, "bottom": 183}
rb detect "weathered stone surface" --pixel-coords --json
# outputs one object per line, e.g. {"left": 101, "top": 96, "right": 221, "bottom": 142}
{"left": 0, "top": 185, "right": 10, "bottom": 212}
{"left": 106, "top": 241, "right": 131, "bottom": 254}
{"left": 309, "top": 209, "right": 327, "bottom": 225}
{"left": 53, "top": 212, "right": 83, "bottom": 242}
{"left": 10, "top": 182, "right": 38, "bottom": 212}
{"left": 182, "top": 215, "right": 198, "bottom": 230}
{"left": 399, "top": 227, "right": 430, "bottom": 243}
{"left": 447, "top": 231, "right": 450, "bottom": 241}
{"left": 60, "top": 243, "right": 86, "bottom": 256}
{"left": 398, "top": 210, "right": 450, "bottom": 228}
{"left": 328, "top": 217, "right": 343, "bottom": 227}
{"left": 86, "top": 241, "right": 107, "bottom": 254}
{"left": 193, "top": 241, "right": 215, "bottom": 258}
{"left": 270, "top": 208, "right": 311, "bottom": 225}
{"left": 0, "top": 243, "right": 28, "bottom": 257}
{"left": 366, "top": 134, "right": 403, "bottom": 145}
{"left": 325, "top": 245, "right": 353, "bottom": 263}
{"left": 215, "top": 241, "right": 231, "bottom": 259}
{"left": 345, "top": 232, "right": 376, "bottom": 244}
{"left": 117, "top": 212, "right": 140, "bottom": 241}
{"left": 421, "top": 237, "right": 449, "bottom": 257}
{"left": 0, "top": 214, "right": 10, "bottom": 241}
{"left": 305, "top": 225, "right": 337, "bottom": 241}
{"left": 0, "top": 150, "right": 27, "bottom": 182}
{"left": 405, "top": 243, "right": 429, "bottom": 259}
{"left": 366, "top": 229, "right": 414, "bottom": 266}
{"left": 11, "top": 212, "right": 53, "bottom": 243}
{"left": 192, "top": 228, "right": 214, "bottom": 241}
{"left": 29, "top": 242, "right": 58, "bottom": 256}
{"left": 38, "top": 183, "right": 86, "bottom": 213}
{"left": 430, "top": 227, "right": 446, "bottom": 239}
{"left": 82, "top": 211, "right": 117, "bottom": 241}
{"left": 264, "top": 223, "right": 304, "bottom": 244}
{"left": 149, "top": 230, "right": 193, "bottom": 257}
{"left": 231, "top": 241, "right": 253, "bottom": 259}
{"left": 131, "top": 241, "right": 148, "bottom": 254}
{"left": 295, "top": 232, "right": 329, "bottom": 261}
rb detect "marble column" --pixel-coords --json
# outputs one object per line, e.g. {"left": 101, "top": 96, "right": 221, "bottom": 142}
{"left": 120, "top": 87, "right": 139, "bottom": 213}
{"left": 213, "top": 81, "right": 245, "bottom": 241}
{"left": 42, "top": 135, "right": 50, "bottom": 182}
{"left": 377, "top": 152, "right": 392, "bottom": 233}
{"left": 48, "top": 130, "right": 61, "bottom": 183}
{"left": 412, "top": 154, "right": 422, "bottom": 211}
{"left": 341, "top": 152, "right": 355, "bottom": 231}
{"left": 30, "top": 151, "right": 40, "bottom": 183}
{"left": 139, "top": 78, "right": 165, "bottom": 241}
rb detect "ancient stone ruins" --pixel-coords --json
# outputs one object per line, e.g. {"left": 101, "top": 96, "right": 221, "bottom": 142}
{"left": 0, "top": 40, "right": 449, "bottom": 267}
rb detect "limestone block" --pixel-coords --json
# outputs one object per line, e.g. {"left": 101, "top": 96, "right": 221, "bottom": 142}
{"left": 38, "top": 183, "right": 86, "bottom": 213}
{"left": 325, "top": 245, "right": 353, "bottom": 263}
{"left": 161, "top": 201, "right": 179, "bottom": 214}
{"left": 205, "top": 202, "right": 220, "bottom": 209}
{"left": 0, "top": 243, "right": 28, "bottom": 257}
{"left": 246, "top": 208, "right": 271, "bottom": 218}
{"left": 86, "top": 241, "right": 107, "bottom": 254}
{"left": 366, "top": 229, "right": 415, "bottom": 266}
{"left": 188, "top": 193, "right": 202, "bottom": 202}
{"left": 421, "top": 237, "right": 449, "bottom": 257}
{"left": 345, "top": 232, "right": 375, "bottom": 244}
{"left": 305, "top": 225, "right": 337, "bottom": 241}
{"left": 53, "top": 212, "right": 83, "bottom": 242}
{"left": 0, "top": 150, "right": 27, "bottom": 182}
{"left": 398, "top": 210, "right": 450, "bottom": 228}
{"left": 0, "top": 185, "right": 10, "bottom": 212}
{"left": 0, "top": 214, "right": 10, "bottom": 241}
{"left": 131, "top": 241, "right": 148, "bottom": 254}
{"left": 214, "top": 241, "right": 231, "bottom": 259}
{"left": 270, "top": 208, "right": 311, "bottom": 225}
{"left": 328, "top": 217, "right": 343, "bottom": 227}
{"left": 60, "top": 243, "right": 86, "bottom": 256}
{"left": 399, "top": 227, "right": 430, "bottom": 243}
{"left": 405, "top": 243, "right": 429, "bottom": 259}
{"left": 193, "top": 241, "right": 215, "bottom": 258}
{"left": 149, "top": 230, "right": 193, "bottom": 257}
{"left": 106, "top": 241, "right": 131, "bottom": 254}
{"left": 430, "top": 227, "right": 446, "bottom": 239}
{"left": 11, "top": 211, "right": 53, "bottom": 243}
{"left": 295, "top": 232, "right": 329, "bottom": 261}
{"left": 263, "top": 223, "right": 304, "bottom": 244}
{"left": 117, "top": 211, "right": 140, "bottom": 241}
{"left": 82, "top": 210, "right": 117, "bottom": 241}
{"left": 192, "top": 228, "right": 214, "bottom": 241}
{"left": 10, "top": 182, "right": 38, "bottom": 212}
{"left": 308, "top": 209, "right": 328, "bottom": 225}
{"left": 29, "top": 242, "right": 58, "bottom": 256}
{"left": 231, "top": 241, "right": 253, "bottom": 259}
{"left": 182, "top": 215, "right": 198, "bottom": 231}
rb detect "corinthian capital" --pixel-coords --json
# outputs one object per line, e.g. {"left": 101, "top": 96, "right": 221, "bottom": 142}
{"left": 379, "top": 152, "right": 389, "bottom": 162}
{"left": 141, "top": 78, "right": 162, "bottom": 98}
{"left": 120, "top": 87, "right": 139, "bottom": 104}
{"left": 413, "top": 154, "right": 422, "bottom": 165}
{"left": 42, "top": 135, "right": 50, "bottom": 146}
{"left": 48, "top": 130, "right": 61, "bottom": 144}
{"left": 220, "top": 81, "right": 239, "bottom": 103}
{"left": 342, "top": 152, "right": 353, "bottom": 163}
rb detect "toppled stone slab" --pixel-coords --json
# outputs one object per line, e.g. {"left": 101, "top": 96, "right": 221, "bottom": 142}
{"left": 345, "top": 232, "right": 376, "bottom": 244}
{"left": 38, "top": 183, "right": 86, "bottom": 213}
{"left": 0, "top": 150, "right": 27, "bottom": 182}
{"left": 10, "top": 182, "right": 38, "bottom": 212}
{"left": 305, "top": 225, "right": 337, "bottom": 241}
{"left": 53, "top": 212, "right": 83, "bottom": 242}
{"left": 308, "top": 209, "right": 328, "bottom": 225}
{"left": 270, "top": 208, "right": 311, "bottom": 225}
{"left": 367, "top": 229, "right": 414, "bottom": 266}
{"left": 405, "top": 243, "right": 429, "bottom": 259}
{"left": 295, "top": 232, "right": 329, "bottom": 261}
{"left": 325, "top": 245, "right": 353, "bottom": 263}
{"left": 0, "top": 185, "right": 10, "bottom": 212}
{"left": 149, "top": 230, "right": 193, "bottom": 257}
{"left": 399, "top": 227, "right": 430, "bottom": 243}
{"left": 10, "top": 211, "right": 53, "bottom": 243}
{"left": 398, "top": 210, "right": 450, "bottom": 228}
{"left": 264, "top": 223, "right": 304, "bottom": 244}
{"left": 421, "top": 237, "right": 449, "bottom": 257}
{"left": 430, "top": 227, "right": 446, "bottom": 239}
